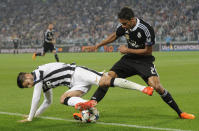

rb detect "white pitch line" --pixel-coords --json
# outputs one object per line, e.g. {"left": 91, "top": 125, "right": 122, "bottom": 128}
{"left": 0, "top": 111, "right": 192, "bottom": 131}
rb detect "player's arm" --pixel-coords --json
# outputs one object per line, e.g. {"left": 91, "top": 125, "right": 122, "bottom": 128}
{"left": 95, "top": 32, "right": 117, "bottom": 49}
{"left": 119, "top": 45, "right": 152, "bottom": 55}
{"left": 46, "top": 38, "right": 55, "bottom": 44}
{"left": 45, "top": 36, "right": 52, "bottom": 43}
{"left": 19, "top": 82, "right": 42, "bottom": 122}
{"left": 51, "top": 31, "right": 57, "bottom": 44}
{"left": 119, "top": 28, "right": 155, "bottom": 55}
{"left": 34, "top": 89, "right": 53, "bottom": 117}
{"left": 51, "top": 39, "right": 56, "bottom": 44}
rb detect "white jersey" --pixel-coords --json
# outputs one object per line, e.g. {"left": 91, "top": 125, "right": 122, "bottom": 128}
{"left": 32, "top": 62, "right": 76, "bottom": 92}
{"left": 27, "top": 62, "right": 103, "bottom": 121}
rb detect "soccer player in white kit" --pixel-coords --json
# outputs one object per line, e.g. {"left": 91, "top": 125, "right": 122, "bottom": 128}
{"left": 17, "top": 62, "right": 153, "bottom": 122}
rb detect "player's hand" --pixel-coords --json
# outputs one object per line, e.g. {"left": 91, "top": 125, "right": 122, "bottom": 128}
{"left": 84, "top": 45, "right": 98, "bottom": 52}
{"left": 90, "top": 45, "right": 98, "bottom": 51}
{"left": 18, "top": 118, "right": 31, "bottom": 123}
{"left": 118, "top": 45, "right": 129, "bottom": 54}
{"left": 22, "top": 115, "right": 28, "bottom": 119}
{"left": 52, "top": 39, "right": 56, "bottom": 44}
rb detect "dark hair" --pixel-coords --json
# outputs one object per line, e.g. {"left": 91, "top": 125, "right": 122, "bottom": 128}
{"left": 17, "top": 72, "right": 26, "bottom": 88}
{"left": 118, "top": 7, "right": 134, "bottom": 20}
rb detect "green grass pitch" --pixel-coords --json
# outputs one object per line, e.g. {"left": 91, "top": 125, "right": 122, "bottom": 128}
{"left": 0, "top": 52, "right": 198, "bottom": 131}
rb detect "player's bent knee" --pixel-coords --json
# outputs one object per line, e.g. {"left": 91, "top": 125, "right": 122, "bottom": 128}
{"left": 148, "top": 76, "right": 164, "bottom": 94}
{"left": 60, "top": 95, "right": 66, "bottom": 104}
{"left": 108, "top": 71, "right": 117, "bottom": 78}
{"left": 60, "top": 93, "right": 69, "bottom": 104}
{"left": 60, "top": 90, "right": 84, "bottom": 104}
{"left": 149, "top": 82, "right": 164, "bottom": 94}
{"left": 99, "top": 75, "right": 112, "bottom": 87}
{"left": 63, "top": 97, "right": 71, "bottom": 105}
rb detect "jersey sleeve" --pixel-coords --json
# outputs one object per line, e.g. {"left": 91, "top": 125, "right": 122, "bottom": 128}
{"left": 116, "top": 25, "right": 125, "bottom": 38}
{"left": 44, "top": 31, "right": 52, "bottom": 43}
{"left": 27, "top": 82, "right": 42, "bottom": 121}
{"left": 145, "top": 27, "right": 155, "bottom": 46}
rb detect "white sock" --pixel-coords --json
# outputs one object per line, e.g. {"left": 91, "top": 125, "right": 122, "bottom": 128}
{"left": 113, "top": 78, "right": 145, "bottom": 91}
{"left": 67, "top": 97, "right": 87, "bottom": 107}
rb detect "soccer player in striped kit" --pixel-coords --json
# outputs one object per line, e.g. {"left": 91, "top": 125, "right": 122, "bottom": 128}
{"left": 17, "top": 62, "right": 153, "bottom": 122}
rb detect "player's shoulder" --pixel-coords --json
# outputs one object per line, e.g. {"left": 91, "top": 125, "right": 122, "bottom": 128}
{"left": 116, "top": 23, "right": 125, "bottom": 36}
{"left": 138, "top": 18, "right": 153, "bottom": 30}
{"left": 116, "top": 23, "right": 125, "bottom": 31}
{"left": 45, "top": 29, "right": 52, "bottom": 34}
{"left": 116, "top": 23, "right": 122, "bottom": 29}
{"left": 137, "top": 18, "right": 154, "bottom": 36}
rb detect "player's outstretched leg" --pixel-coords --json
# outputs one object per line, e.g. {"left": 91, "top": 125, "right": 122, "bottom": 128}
{"left": 54, "top": 53, "right": 59, "bottom": 62}
{"left": 111, "top": 78, "right": 154, "bottom": 96}
{"left": 32, "top": 53, "right": 36, "bottom": 60}
{"left": 142, "top": 86, "right": 154, "bottom": 96}
{"left": 32, "top": 52, "right": 42, "bottom": 60}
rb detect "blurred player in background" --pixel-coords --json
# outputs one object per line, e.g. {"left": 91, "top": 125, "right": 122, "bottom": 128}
{"left": 17, "top": 62, "right": 153, "bottom": 122}
{"left": 32, "top": 24, "right": 59, "bottom": 62}
{"left": 12, "top": 34, "right": 19, "bottom": 54}
{"left": 88, "top": 7, "right": 195, "bottom": 119}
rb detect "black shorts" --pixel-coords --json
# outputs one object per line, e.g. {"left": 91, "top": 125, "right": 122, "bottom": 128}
{"left": 43, "top": 42, "right": 56, "bottom": 53}
{"left": 110, "top": 55, "right": 158, "bottom": 84}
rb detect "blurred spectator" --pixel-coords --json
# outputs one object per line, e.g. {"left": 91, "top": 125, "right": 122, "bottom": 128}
{"left": 165, "top": 34, "right": 172, "bottom": 47}
{"left": 0, "top": 0, "right": 198, "bottom": 47}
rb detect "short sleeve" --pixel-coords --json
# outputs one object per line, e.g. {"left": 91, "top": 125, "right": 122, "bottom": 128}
{"left": 116, "top": 25, "right": 125, "bottom": 37}
{"left": 145, "top": 29, "right": 155, "bottom": 46}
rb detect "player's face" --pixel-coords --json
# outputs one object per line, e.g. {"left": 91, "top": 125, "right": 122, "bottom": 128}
{"left": 119, "top": 18, "right": 135, "bottom": 30}
{"left": 48, "top": 24, "right": 54, "bottom": 30}
{"left": 22, "top": 74, "right": 34, "bottom": 88}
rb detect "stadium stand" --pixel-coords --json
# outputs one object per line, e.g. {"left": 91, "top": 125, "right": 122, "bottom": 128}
{"left": 0, "top": 0, "right": 198, "bottom": 48}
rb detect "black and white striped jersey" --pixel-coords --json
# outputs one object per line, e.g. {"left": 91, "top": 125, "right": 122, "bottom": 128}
{"left": 44, "top": 29, "right": 55, "bottom": 43}
{"left": 32, "top": 62, "right": 76, "bottom": 92}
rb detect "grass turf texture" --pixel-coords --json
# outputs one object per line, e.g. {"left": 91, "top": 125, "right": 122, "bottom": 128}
{"left": 0, "top": 52, "right": 198, "bottom": 131}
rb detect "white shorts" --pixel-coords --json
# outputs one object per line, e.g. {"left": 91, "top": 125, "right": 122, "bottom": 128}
{"left": 66, "top": 66, "right": 102, "bottom": 94}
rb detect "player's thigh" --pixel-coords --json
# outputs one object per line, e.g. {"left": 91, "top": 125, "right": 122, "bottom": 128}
{"left": 60, "top": 89, "right": 86, "bottom": 103}
{"left": 135, "top": 63, "right": 159, "bottom": 84}
{"left": 63, "top": 90, "right": 84, "bottom": 97}
{"left": 72, "top": 67, "right": 102, "bottom": 86}
{"left": 110, "top": 57, "right": 136, "bottom": 78}
{"left": 43, "top": 42, "right": 51, "bottom": 53}
{"left": 52, "top": 50, "right": 56, "bottom": 54}
{"left": 48, "top": 44, "right": 56, "bottom": 52}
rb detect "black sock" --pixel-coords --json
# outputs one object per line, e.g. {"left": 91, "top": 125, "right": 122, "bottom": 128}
{"left": 36, "top": 53, "right": 42, "bottom": 56}
{"left": 91, "top": 87, "right": 109, "bottom": 103}
{"left": 54, "top": 54, "right": 59, "bottom": 62}
{"left": 161, "top": 90, "right": 182, "bottom": 116}
{"left": 63, "top": 97, "right": 71, "bottom": 105}
{"left": 110, "top": 78, "right": 115, "bottom": 87}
